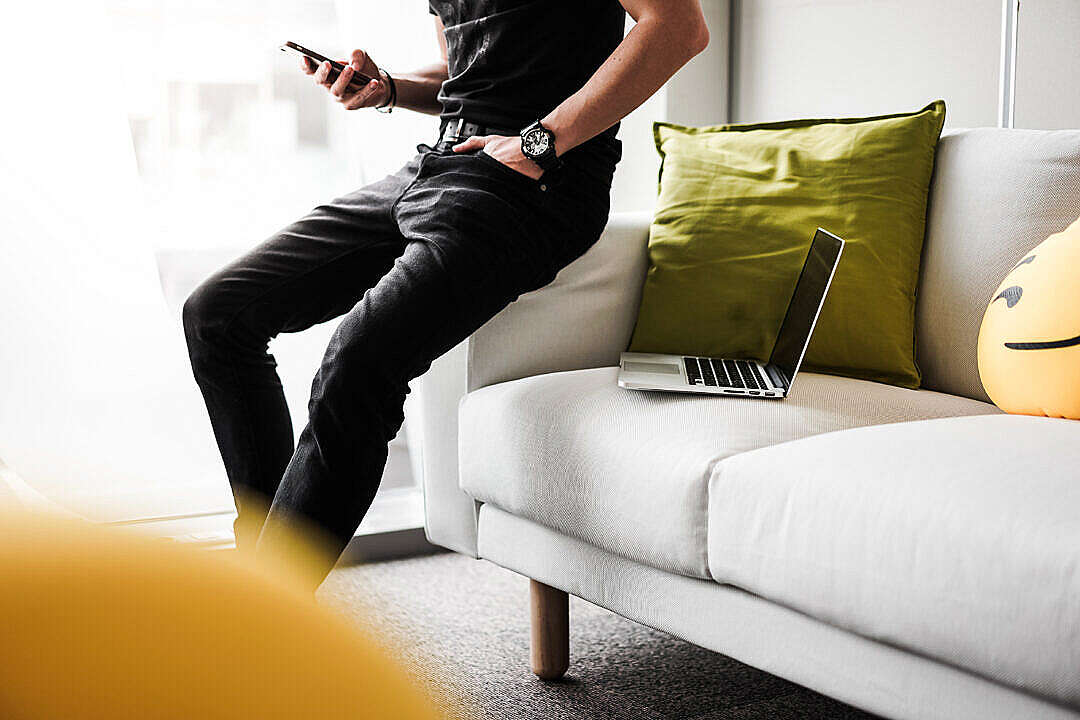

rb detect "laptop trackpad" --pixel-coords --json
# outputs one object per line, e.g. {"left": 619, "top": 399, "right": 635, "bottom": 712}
{"left": 623, "top": 360, "right": 680, "bottom": 375}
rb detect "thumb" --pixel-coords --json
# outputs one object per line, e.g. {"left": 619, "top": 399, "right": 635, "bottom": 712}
{"left": 350, "top": 48, "right": 369, "bottom": 70}
{"left": 452, "top": 135, "right": 489, "bottom": 153}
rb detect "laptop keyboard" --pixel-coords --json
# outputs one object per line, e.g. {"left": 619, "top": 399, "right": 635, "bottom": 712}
{"left": 683, "top": 357, "right": 766, "bottom": 390}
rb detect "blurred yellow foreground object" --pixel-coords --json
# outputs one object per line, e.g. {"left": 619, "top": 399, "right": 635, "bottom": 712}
{"left": 0, "top": 509, "right": 444, "bottom": 720}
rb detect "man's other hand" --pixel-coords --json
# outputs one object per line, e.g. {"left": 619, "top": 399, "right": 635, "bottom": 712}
{"left": 451, "top": 135, "right": 544, "bottom": 180}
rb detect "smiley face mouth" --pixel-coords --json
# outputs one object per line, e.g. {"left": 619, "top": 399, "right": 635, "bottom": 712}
{"left": 1005, "top": 333, "right": 1080, "bottom": 350}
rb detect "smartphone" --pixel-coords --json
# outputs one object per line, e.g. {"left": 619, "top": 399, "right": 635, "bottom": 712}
{"left": 279, "top": 41, "right": 374, "bottom": 90}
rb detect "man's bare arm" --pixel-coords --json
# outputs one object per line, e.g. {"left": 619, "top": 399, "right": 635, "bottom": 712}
{"left": 543, "top": 0, "right": 708, "bottom": 155}
{"left": 452, "top": 0, "right": 708, "bottom": 178}
{"left": 304, "top": 16, "right": 448, "bottom": 115}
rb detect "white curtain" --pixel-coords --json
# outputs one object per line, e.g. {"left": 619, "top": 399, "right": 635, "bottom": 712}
{"left": 0, "top": 1, "right": 232, "bottom": 521}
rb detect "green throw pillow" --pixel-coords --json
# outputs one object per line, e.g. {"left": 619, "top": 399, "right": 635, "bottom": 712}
{"left": 628, "top": 100, "right": 947, "bottom": 388}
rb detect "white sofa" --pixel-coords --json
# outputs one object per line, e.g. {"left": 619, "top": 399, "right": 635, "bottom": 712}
{"left": 418, "top": 128, "right": 1080, "bottom": 720}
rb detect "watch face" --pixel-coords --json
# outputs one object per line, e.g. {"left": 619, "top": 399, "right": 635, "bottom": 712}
{"left": 522, "top": 128, "right": 551, "bottom": 157}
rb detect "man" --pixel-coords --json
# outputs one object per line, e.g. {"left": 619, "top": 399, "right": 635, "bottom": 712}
{"left": 183, "top": 0, "right": 708, "bottom": 586}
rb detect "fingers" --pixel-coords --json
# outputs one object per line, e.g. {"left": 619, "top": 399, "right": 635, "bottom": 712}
{"left": 329, "top": 63, "right": 354, "bottom": 97}
{"left": 301, "top": 56, "right": 317, "bottom": 74}
{"left": 342, "top": 78, "right": 385, "bottom": 110}
{"left": 452, "top": 135, "right": 490, "bottom": 153}
{"left": 350, "top": 49, "right": 369, "bottom": 70}
{"left": 313, "top": 60, "right": 332, "bottom": 86}
{"left": 308, "top": 49, "right": 384, "bottom": 110}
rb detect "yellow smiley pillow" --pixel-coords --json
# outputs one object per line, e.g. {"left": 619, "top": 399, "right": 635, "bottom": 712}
{"left": 978, "top": 216, "right": 1080, "bottom": 419}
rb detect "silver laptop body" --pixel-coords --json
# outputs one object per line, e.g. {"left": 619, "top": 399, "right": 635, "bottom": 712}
{"left": 618, "top": 228, "right": 845, "bottom": 399}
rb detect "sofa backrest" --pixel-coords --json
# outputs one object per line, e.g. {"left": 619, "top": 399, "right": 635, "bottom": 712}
{"left": 916, "top": 128, "right": 1080, "bottom": 402}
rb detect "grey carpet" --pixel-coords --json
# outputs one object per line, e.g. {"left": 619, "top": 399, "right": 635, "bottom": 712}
{"left": 320, "top": 552, "right": 882, "bottom": 720}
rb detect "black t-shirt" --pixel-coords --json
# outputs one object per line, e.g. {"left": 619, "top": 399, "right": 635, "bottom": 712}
{"left": 428, "top": 0, "right": 625, "bottom": 140}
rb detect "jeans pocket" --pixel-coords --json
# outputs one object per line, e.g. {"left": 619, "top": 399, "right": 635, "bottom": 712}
{"left": 474, "top": 149, "right": 545, "bottom": 191}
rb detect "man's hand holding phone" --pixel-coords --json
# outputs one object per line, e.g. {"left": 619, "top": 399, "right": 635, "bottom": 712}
{"left": 301, "top": 49, "right": 390, "bottom": 111}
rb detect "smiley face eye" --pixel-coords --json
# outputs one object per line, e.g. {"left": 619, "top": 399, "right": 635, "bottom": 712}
{"left": 1011, "top": 254, "right": 1036, "bottom": 271}
{"left": 993, "top": 285, "right": 1023, "bottom": 308}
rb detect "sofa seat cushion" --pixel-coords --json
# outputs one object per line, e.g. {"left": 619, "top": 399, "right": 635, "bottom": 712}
{"left": 459, "top": 366, "right": 997, "bottom": 579}
{"left": 708, "top": 414, "right": 1080, "bottom": 707}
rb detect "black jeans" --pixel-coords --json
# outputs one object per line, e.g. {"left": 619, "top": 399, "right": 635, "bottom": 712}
{"left": 183, "top": 136, "right": 620, "bottom": 583}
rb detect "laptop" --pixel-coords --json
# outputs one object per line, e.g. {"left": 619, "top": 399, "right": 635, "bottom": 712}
{"left": 618, "top": 228, "right": 844, "bottom": 399}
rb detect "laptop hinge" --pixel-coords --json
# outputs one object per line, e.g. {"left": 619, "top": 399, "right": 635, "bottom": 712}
{"left": 765, "top": 364, "right": 790, "bottom": 392}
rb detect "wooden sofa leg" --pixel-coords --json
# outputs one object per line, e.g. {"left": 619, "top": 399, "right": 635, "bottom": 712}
{"left": 529, "top": 579, "right": 569, "bottom": 680}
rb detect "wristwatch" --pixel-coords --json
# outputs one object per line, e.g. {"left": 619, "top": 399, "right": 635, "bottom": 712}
{"left": 520, "top": 120, "right": 562, "bottom": 171}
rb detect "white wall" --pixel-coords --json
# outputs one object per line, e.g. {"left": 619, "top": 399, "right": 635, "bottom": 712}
{"left": 610, "top": 86, "right": 667, "bottom": 212}
{"left": 666, "top": 0, "right": 731, "bottom": 127}
{"left": 730, "top": 0, "right": 1001, "bottom": 127}
{"left": 1014, "top": 0, "right": 1080, "bottom": 130}
{"left": 729, "top": 0, "right": 1079, "bottom": 131}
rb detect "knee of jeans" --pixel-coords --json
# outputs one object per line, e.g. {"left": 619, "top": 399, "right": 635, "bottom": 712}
{"left": 182, "top": 279, "right": 241, "bottom": 358}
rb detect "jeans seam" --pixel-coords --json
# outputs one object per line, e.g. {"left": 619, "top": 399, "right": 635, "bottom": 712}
{"left": 227, "top": 346, "right": 268, "bottom": 507}
{"left": 390, "top": 155, "right": 429, "bottom": 226}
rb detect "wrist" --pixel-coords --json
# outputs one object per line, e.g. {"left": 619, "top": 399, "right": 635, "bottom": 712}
{"left": 539, "top": 109, "right": 582, "bottom": 157}
{"left": 375, "top": 69, "right": 396, "bottom": 112}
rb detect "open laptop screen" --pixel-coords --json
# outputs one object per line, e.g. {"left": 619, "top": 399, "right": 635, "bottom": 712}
{"left": 767, "top": 229, "right": 844, "bottom": 385}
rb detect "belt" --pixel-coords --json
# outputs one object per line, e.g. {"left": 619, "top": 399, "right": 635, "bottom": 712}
{"left": 439, "top": 118, "right": 520, "bottom": 143}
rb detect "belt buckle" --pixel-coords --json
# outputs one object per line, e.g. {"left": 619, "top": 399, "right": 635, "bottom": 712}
{"left": 444, "top": 119, "right": 465, "bottom": 143}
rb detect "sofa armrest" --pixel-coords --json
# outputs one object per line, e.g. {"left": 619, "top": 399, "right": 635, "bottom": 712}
{"left": 467, "top": 210, "right": 651, "bottom": 391}
{"left": 418, "top": 211, "right": 652, "bottom": 555}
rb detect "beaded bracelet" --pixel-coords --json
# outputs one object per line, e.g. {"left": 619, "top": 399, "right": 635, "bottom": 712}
{"left": 375, "top": 69, "right": 397, "bottom": 114}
